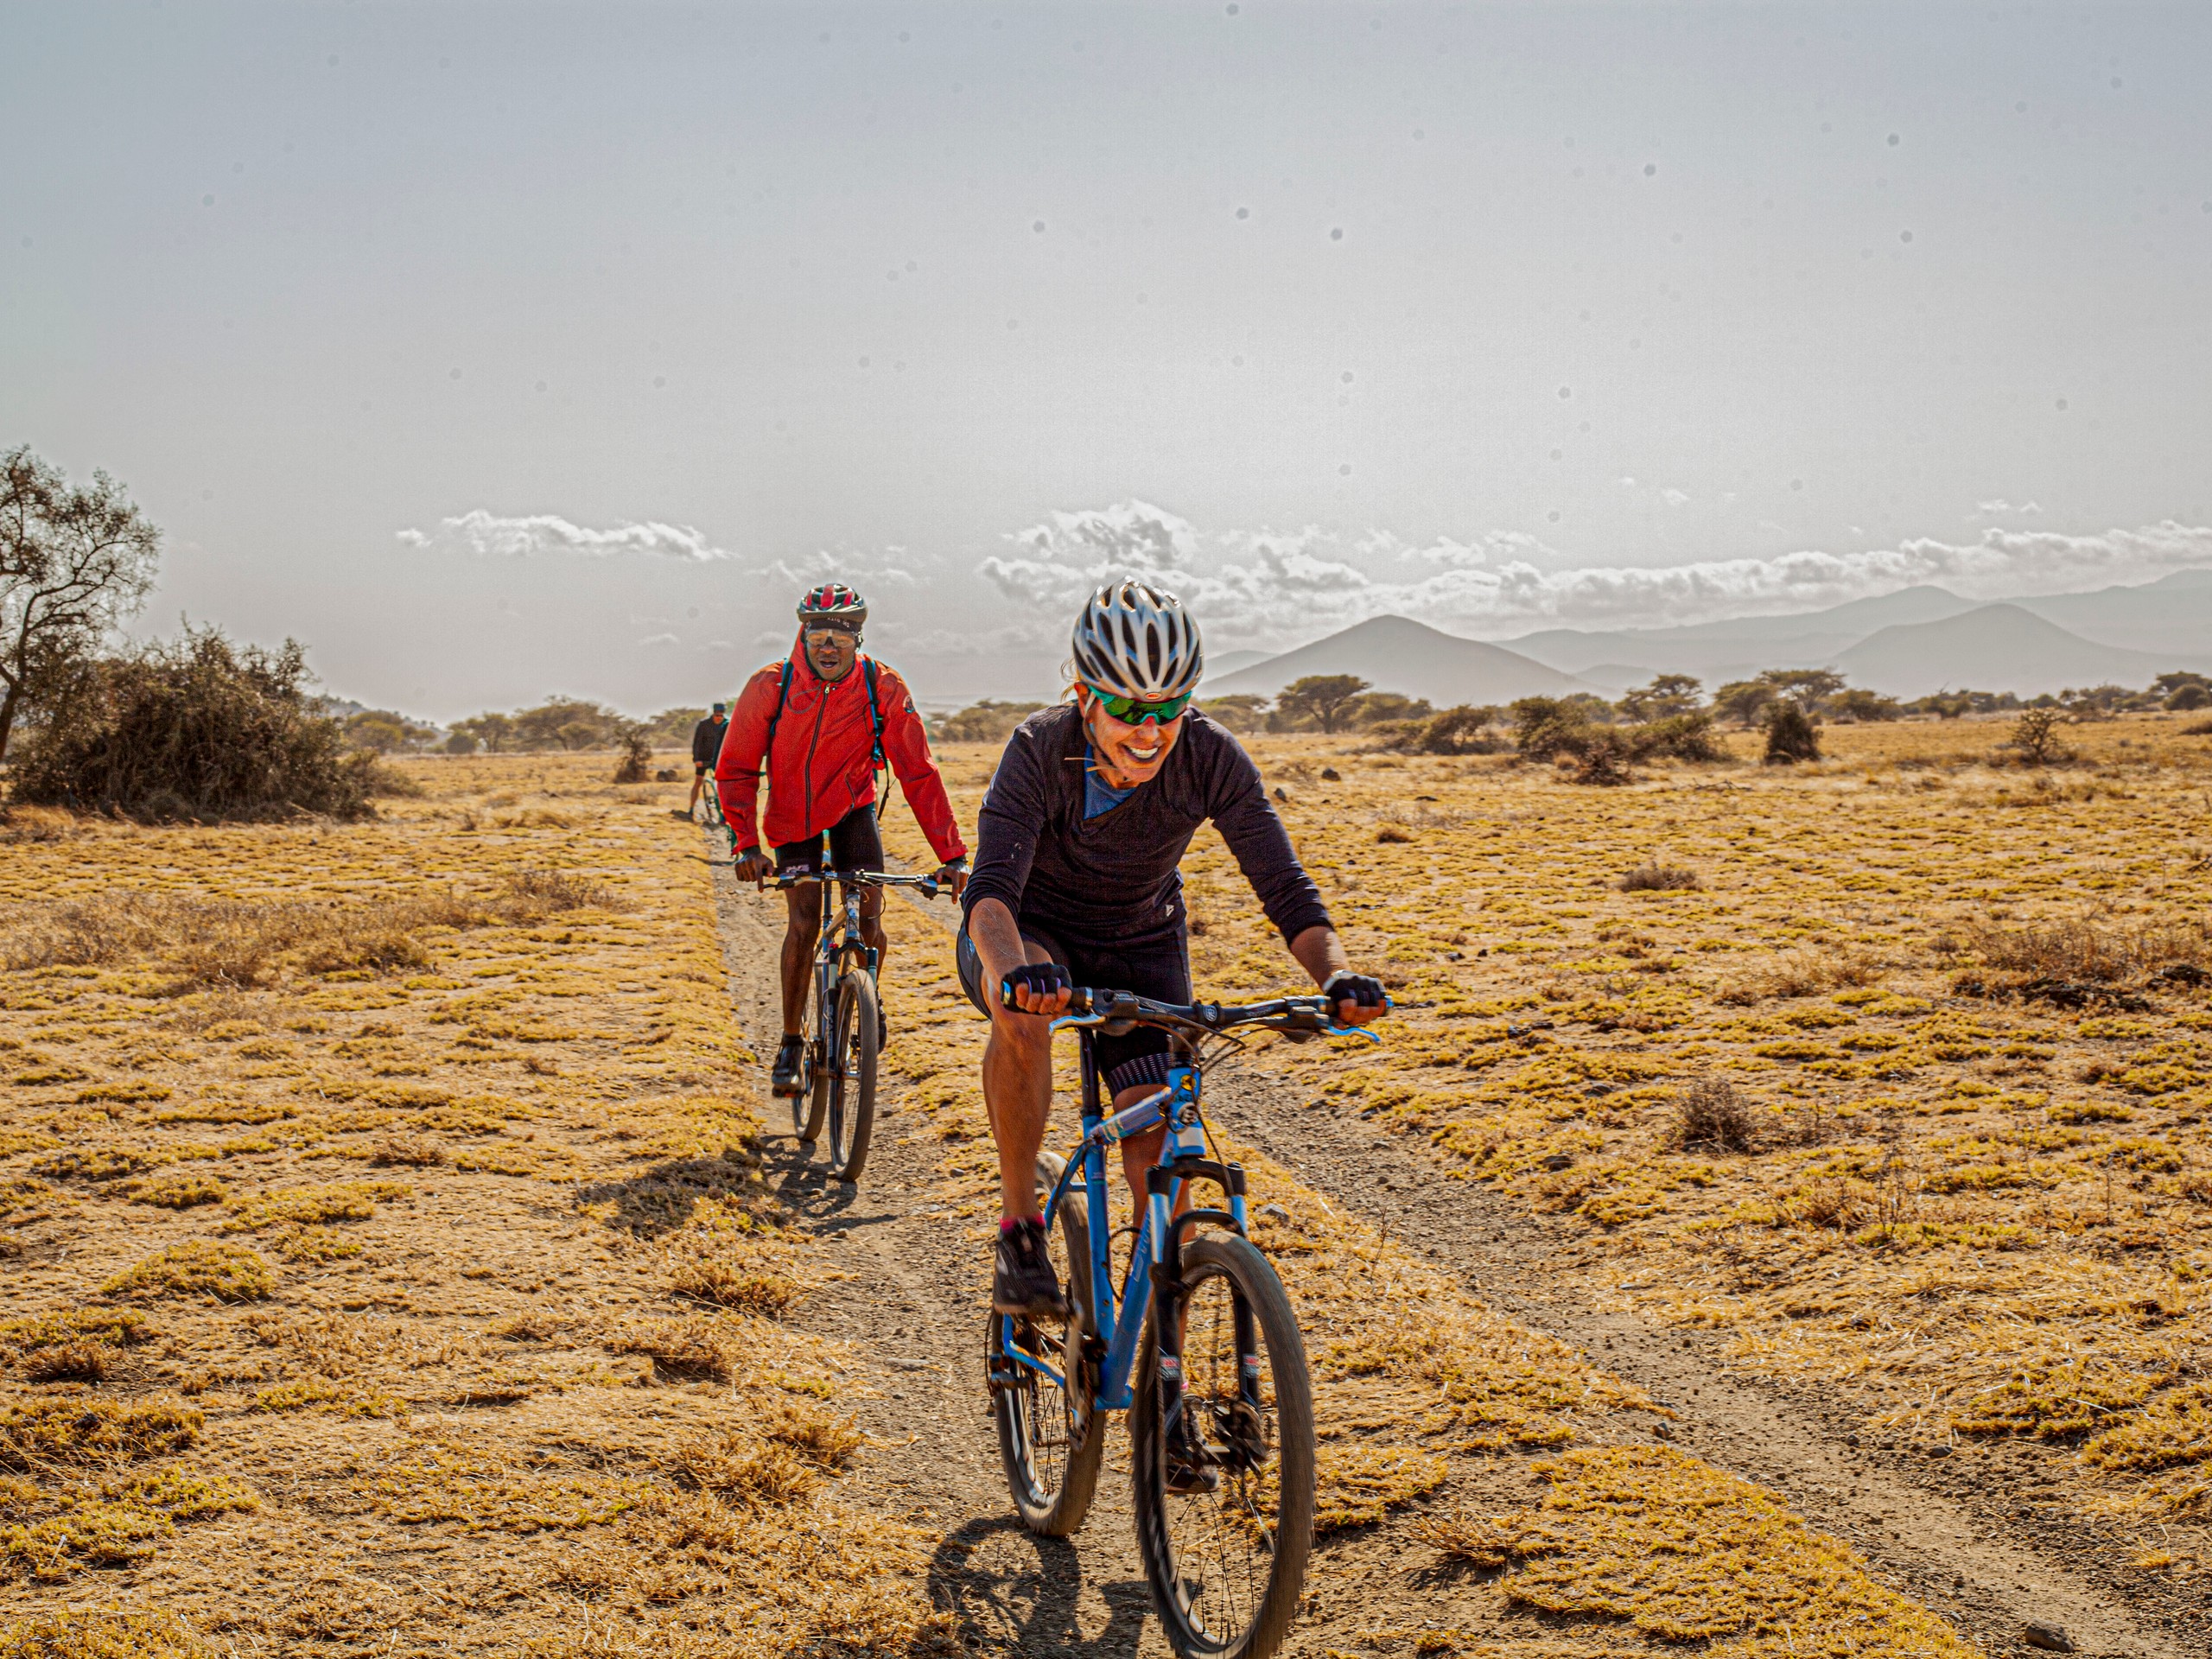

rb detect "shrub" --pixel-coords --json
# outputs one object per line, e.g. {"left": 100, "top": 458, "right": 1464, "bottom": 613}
{"left": 1955, "top": 915, "right": 2212, "bottom": 983}
{"left": 1827, "top": 688, "right": 1904, "bottom": 722}
{"left": 512, "top": 697, "right": 621, "bottom": 751}
{"left": 1626, "top": 712, "right": 1723, "bottom": 763}
{"left": 1378, "top": 704, "right": 1504, "bottom": 755}
{"left": 12, "top": 626, "right": 372, "bottom": 821}
{"left": 2168, "top": 683, "right": 2212, "bottom": 712}
{"left": 611, "top": 722, "right": 654, "bottom": 785}
{"left": 2006, "top": 708, "right": 2069, "bottom": 766}
{"left": 1762, "top": 702, "right": 1821, "bottom": 765}
{"left": 1511, "top": 697, "right": 1592, "bottom": 761}
{"left": 1566, "top": 730, "right": 1635, "bottom": 786}
{"left": 1663, "top": 1079, "right": 1758, "bottom": 1153}
{"left": 1348, "top": 691, "right": 1432, "bottom": 728}
{"left": 1619, "top": 864, "right": 1700, "bottom": 892}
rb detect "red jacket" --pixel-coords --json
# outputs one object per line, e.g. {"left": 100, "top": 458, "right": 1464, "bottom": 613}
{"left": 714, "top": 639, "right": 967, "bottom": 862}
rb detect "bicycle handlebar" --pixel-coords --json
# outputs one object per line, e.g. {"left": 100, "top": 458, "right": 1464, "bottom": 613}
{"left": 1006, "top": 982, "right": 1387, "bottom": 1042}
{"left": 767, "top": 868, "right": 944, "bottom": 898}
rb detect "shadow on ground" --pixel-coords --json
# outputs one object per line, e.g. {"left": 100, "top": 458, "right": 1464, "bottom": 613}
{"left": 928, "top": 1514, "right": 1152, "bottom": 1659}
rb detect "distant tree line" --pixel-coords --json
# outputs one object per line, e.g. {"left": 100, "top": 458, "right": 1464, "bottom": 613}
{"left": 920, "top": 659, "right": 2212, "bottom": 791}
{"left": 441, "top": 700, "right": 704, "bottom": 755}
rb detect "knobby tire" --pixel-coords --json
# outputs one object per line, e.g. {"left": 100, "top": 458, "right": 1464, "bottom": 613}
{"left": 792, "top": 971, "right": 829, "bottom": 1145}
{"left": 1131, "top": 1233, "right": 1315, "bottom": 1659}
{"left": 826, "top": 968, "right": 879, "bottom": 1182}
{"left": 991, "top": 1154, "right": 1105, "bottom": 1536}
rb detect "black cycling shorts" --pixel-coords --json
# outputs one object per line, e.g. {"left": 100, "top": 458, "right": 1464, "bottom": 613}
{"left": 957, "top": 920, "right": 1190, "bottom": 1097}
{"left": 773, "top": 804, "right": 884, "bottom": 877}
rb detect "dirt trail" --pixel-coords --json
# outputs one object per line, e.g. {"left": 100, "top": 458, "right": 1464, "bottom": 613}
{"left": 714, "top": 865, "right": 2200, "bottom": 1659}
{"left": 713, "top": 868, "right": 1173, "bottom": 1657}
{"left": 1202, "top": 1071, "right": 2207, "bottom": 1659}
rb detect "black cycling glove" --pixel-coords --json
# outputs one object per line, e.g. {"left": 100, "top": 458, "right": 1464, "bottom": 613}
{"left": 1321, "top": 970, "right": 1389, "bottom": 1015}
{"left": 1001, "top": 962, "right": 1073, "bottom": 1008}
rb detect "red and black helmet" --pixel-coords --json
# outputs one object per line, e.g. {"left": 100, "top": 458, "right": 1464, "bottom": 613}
{"left": 797, "top": 582, "right": 868, "bottom": 629}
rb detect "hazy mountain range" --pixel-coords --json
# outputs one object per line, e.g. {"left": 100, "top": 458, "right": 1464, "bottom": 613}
{"left": 1203, "top": 569, "right": 2212, "bottom": 703}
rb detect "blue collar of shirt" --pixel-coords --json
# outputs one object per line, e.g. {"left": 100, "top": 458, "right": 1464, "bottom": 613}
{"left": 1083, "top": 746, "right": 1139, "bottom": 820}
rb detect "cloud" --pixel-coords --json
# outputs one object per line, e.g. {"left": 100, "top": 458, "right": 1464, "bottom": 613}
{"left": 397, "top": 509, "right": 734, "bottom": 561}
{"left": 635, "top": 632, "right": 680, "bottom": 647}
{"left": 969, "top": 500, "right": 2212, "bottom": 649}
{"left": 1660, "top": 488, "right": 1691, "bottom": 507}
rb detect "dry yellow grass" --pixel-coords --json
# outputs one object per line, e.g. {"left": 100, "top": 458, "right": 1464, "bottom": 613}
{"left": 0, "top": 756, "right": 948, "bottom": 1656}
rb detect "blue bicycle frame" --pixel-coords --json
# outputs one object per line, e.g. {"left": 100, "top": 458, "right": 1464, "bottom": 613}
{"left": 994, "top": 992, "right": 1376, "bottom": 1416}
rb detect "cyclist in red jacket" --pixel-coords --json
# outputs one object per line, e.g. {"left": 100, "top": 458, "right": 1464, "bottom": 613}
{"left": 716, "top": 583, "right": 969, "bottom": 1095}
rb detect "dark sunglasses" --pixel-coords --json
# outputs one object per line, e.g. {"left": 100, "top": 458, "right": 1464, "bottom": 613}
{"left": 1089, "top": 687, "right": 1192, "bottom": 725}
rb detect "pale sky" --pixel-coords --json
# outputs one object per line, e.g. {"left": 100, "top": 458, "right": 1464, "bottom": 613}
{"left": 5, "top": 2, "right": 2209, "bottom": 714}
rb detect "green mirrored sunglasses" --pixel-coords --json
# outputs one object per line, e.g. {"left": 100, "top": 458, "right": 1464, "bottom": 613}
{"left": 1089, "top": 686, "right": 1192, "bottom": 725}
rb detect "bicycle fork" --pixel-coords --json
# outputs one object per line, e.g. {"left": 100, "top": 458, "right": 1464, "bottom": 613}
{"left": 1140, "top": 1069, "right": 1261, "bottom": 1460}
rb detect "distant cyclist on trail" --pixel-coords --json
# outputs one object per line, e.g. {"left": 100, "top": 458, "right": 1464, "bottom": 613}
{"left": 957, "top": 580, "right": 1389, "bottom": 1326}
{"left": 683, "top": 702, "right": 729, "bottom": 822}
{"left": 716, "top": 583, "right": 969, "bottom": 1097}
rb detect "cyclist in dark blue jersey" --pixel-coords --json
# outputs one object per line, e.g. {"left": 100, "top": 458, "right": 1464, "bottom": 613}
{"left": 958, "top": 582, "right": 1389, "bottom": 1325}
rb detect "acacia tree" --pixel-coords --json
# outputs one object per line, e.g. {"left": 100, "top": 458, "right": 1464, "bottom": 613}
{"left": 1757, "top": 668, "right": 1847, "bottom": 713}
{"left": 1618, "top": 673, "right": 1703, "bottom": 721}
{"left": 1710, "top": 680, "right": 1773, "bottom": 728}
{"left": 0, "top": 447, "right": 161, "bottom": 764}
{"left": 1274, "top": 674, "right": 1370, "bottom": 734}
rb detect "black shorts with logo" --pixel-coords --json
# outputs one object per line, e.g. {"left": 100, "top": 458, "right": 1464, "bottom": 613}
{"left": 772, "top": 804, "right": 884, "bottom": 877}
{"left": 956, "top": 919, "right": 1190, "bottom": 1097}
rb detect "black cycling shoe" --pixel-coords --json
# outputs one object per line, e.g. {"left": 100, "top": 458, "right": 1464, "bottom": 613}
{"left": 769, "top": 1034, "right": 805, "bottom": 1097}
{"left": 992, "top": 1219, "right": 1070, "bottom": 1322}
{"left": 1163, "top": 1403, "right": 1219, "bottom": 1496}
{"left": 1218, "top": 1397, "right": 1271, "bottom": 1471}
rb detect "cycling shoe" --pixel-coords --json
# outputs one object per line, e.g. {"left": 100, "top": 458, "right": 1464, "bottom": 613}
{"left": 992, "top": 1219, "right": 1070, "bottom": 1322}
{"left": 769, "top": 1034, "right": 806, "bottom": 1097}
{"left": 1163, "top": 1402, "right": 1219, "bottom": 1496}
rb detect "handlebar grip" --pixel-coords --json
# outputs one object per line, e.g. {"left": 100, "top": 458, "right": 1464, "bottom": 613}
{"left": 995, "top": 977, "right": 1092, "bottom": 1014}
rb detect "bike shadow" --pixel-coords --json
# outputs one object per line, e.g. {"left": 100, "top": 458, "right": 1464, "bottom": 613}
{"left": 760, "top": 1128, "right": 906, "bottom": 1236}
{"left": 928, "top": 1514, "right": 1151, "bottom": 1659}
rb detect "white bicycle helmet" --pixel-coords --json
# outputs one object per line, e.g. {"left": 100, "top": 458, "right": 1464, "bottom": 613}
{"left": 1070, "top": 581, "right": 1205, "bottom": 702}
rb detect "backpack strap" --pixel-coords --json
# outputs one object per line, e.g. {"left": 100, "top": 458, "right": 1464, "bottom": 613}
{"left": 862, "top": 658, "right": 890, "bottom": 820}
{"left": 756, "top": 661, "right": 796, "bottom": 778}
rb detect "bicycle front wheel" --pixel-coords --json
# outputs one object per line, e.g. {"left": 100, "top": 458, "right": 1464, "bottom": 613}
{"left": 1131, "top": 1233, "right": 1316, "bottom": 1659}
{"left": 825, "top": 969, "right": 879, "bottom": 1182}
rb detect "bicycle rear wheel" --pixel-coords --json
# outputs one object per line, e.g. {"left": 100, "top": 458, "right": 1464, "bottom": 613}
{"left": 791, "top": 980, "right": 828, "bottom": 1145}
{"left": 989, "top": 1154, "right": 1105, "bottom": 1536}
{"left": 825, "top": 969, "right": 879, "bottom": 1182}
{"left": 1131, "top": 1233, "right": 1315, "bottom": 1659}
